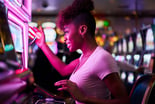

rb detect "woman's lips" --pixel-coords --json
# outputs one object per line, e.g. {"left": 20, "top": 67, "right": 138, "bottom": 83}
{"left": 66, "top": 42, "right": 71, "bottom": 48}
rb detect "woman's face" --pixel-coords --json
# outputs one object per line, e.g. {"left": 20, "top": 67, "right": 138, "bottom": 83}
{"left": 64, "top": 23, "right": 83, "bottom": 52}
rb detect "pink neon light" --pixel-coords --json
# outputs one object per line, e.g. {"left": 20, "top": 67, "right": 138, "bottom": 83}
{"left": 4, "top": 0, "right": 31, "bottom": 22}
{"left": 22, "top": 0, "right": 32, "bottom": 16}
{"left": 8, "top": 11, "right": 28, "bottom": 69}
{"left": 15, "top": 68, "right": 27, "bottom": 74}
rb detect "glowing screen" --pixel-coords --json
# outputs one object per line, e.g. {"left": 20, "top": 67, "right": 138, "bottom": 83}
{"left": 121, "top": 71, "right": 126, "bottom": 81}
{"left": 113, "top": 44, "right": 117, "bottom": 53}
{"left": 143, "top": 54, "right": 151, "bottom": 67}
{"left": 118, "top": 42, "right": 122, "bottom": 53}
{"left": 146, "top": 28, "right": 154, "bottom": 51}
{"left": 133, "top": 54, "right": 140, "bottom": 68}
{"left": 136, "top": 32, "right": 143, "bottom": 50}
{"left": 115, "top": 55, "right": 125, "bottom": 62}
{"left": 127, "top": 72, "right": 134, "bottom": 84}
{"left": 126, "top": 55, "right": 132, "bottom": 63}
{"left": 43, "top": 28, "right": 56, "bottom": 42}
{"left": 43, "top": 27, "right": 58, "bottom": 54}
{"left": 28, "top": 22, "right": 38, "bottom": 27}
{"left": 8, "top": 20, "right": 23, "bottom": 52}
{"left": 128, "top": 37, "right": 134, "bottom": 53}
{"left": 122, "top": 39, "right": 127, "bottom": 53}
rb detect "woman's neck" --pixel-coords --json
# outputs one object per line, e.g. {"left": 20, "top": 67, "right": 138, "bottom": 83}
{"left": 81, "top": 37, "right": 98, "bottom": 57}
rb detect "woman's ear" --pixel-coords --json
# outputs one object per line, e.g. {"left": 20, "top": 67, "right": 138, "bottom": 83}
{"left": 79, "top": 25, "right": 87, "bottom": 37}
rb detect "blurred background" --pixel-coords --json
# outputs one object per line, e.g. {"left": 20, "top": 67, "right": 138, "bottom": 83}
{"left": 30, "top": 0, "right": 155, "bottom": 48}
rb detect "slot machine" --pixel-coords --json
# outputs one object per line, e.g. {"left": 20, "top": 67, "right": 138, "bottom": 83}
{"left": 118, "top": 39, "right": 123, "bottom": 54}
{"left": 135, "top": 32, "right": 143, "bottom": 53}
{"left": 126, "top": 35, "right": 134, "bottom": 64}
{"left": 0, "top": 0, "right": 33, "bottom": 103}
{"left": 122, "top": 38, "right": 127, "bottom": 54}
{"left": 141, "top": 24, "right": 155, "bottom": 73}
{"left": 133, "top": 54, "right": 141, "bottom": 68}
{"left": 42, "top": 22, "right": 58, "bottom": 55}
{"left": 145, "top": 25, "right": 154, "bottom": 52}
{"left": 132, "top": 31, "right": 143, "bottom": 68}
{"left": 128, "top": 35, "right": 134, "bottom": 54}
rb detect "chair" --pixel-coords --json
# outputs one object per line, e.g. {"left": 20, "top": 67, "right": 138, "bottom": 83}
{"left": 129, "top": 74, "right": 155, "bottom": 104}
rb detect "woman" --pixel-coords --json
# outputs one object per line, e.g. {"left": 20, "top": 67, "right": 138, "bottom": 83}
{"left": 29, "top": 0, "right": 130, "bottom": 103}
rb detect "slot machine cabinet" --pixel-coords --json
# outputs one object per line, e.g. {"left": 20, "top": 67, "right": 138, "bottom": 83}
{"left": 118, "top": 39, "right": 123, "bottom": 54}
{"left": 126, "top": 35, "right": 134, "bottom": 64}
{"left": 122, "top": 38, "right": 127, "bottom": 54}
{"left": 0, "top": 0, "right": 33, "bottom": 103}
{"left": 4, "top": 0, "right": 32, "bottom": 70}
{"left": 141, "top": 24, "right": 155, "bottom": 73}
{"left": 135, "top": 32, "right": 143, "bottom": 53}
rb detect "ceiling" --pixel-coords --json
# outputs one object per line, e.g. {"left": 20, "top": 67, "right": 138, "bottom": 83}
{"left": 32, "top": 0, "right": 155, "bottom": 17}
{"left": 31, "top": 0, "right": 155, "bottom": 35}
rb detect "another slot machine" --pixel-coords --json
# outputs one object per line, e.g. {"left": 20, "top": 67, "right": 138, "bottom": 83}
{"left": 128, "top": 35, "right": 134, "bottom": 54}
{"left": 133, "top": 54, "right": 141, "bottom": 68}
{"left": 112, "top": 42, "right": 117, "bottom": 58}
{"left": 126, "top": 35, "right": 134, "bottom": 64}
{"left": 145, "top": 25, "right": 154, "bottom": 52}
{"left": 122, "top": 38, "right": 127, "bottom": 54}
{"left": 42, "top": 22, "right": 58, "bottom": 54}
{"left": 142, "top": 24, "right": 155, "bottom": 73}
{"left": 112, "top": 40, "right": 118, "bottom": 58}
{"left": 133, "top": 31, "right": 144, "bottom": 68}
{"left": 118, "top": 39, "right": 123, "bottom": 54}
{"left": 135, "top": 32, "right": 143, "bottom": 53}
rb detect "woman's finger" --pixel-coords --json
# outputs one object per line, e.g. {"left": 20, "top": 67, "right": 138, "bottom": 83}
{"left": 57, "top": 86, "right": 68, "bottom": 91}
{"left": 55, "top": 80, "right": 68, "bottom": 86}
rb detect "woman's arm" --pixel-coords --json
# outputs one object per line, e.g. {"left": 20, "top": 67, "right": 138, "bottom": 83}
{"left": 29, "top": 26, "right": 79, "bottom": 76}
{"left": 41, "top": 43, "right": 79, "bottom": 76}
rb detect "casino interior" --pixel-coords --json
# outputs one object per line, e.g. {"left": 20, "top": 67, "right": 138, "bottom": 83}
{"left": 0, "top": 0, "right": 155, "bottom": 104}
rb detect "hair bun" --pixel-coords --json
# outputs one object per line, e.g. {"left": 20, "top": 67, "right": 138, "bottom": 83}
{"left": 71, "top": 0, "right": 94, "bottom": 12}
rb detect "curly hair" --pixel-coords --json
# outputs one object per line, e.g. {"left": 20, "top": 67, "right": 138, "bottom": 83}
{"left": 56, "top": 0, "right": 96, "bottom": 36}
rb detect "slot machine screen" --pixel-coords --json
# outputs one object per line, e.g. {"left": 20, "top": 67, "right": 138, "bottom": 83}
{"left": 8, "top": 20, "right": 23, "bottom": 52}
{"left": 28, "top": 22, "right": 38, "bottom": 27}
{"left": 136, "top": 32, "right": 143, "bottom": 51}
{"left": 118, "top": 41, "right": 122, "bottom": 53}
{"left": 133, "top": 54, "right": 140, "bottom": 68}
{"left": 112, "top": 53, "right": 115, "bottom": 58}
{"left": 44, "top": 28, "right": 56, "bottom": 42}
{"left": 128, "top": 36, "right": 134, "bottom": 53}
{"left": 146, "top": 28, "right": 154, "bottom": 51}
{"left": 112, "top": 43, "right": 117, "bottom": 54}
{"left": 115, "top": 55, "right": 119, "bottom": 61}
{"left": 120, "top": 71, "right": 126, "bottom": 81}
{"left": 127, "top": 72, "right": 134, "bottom": 84}
{"left": 126, "top": 54, "right": 132, "bottom": 64}
{"left": 122, "top": 38, "right": 127, "bottom": 53}
{"left": 143, "top": 54, "right": 151, "bottom": 68}
{"left": 115, "top": 55, "right": 125, "bottom": 62}
{"left": 42, "top": 22, "right": 58, "bottom": 54}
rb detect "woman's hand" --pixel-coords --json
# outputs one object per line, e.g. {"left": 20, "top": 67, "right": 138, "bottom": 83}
{"left": 55, "top": 80, "right": 86, "bottom": 102}
{"left": 29, "top": 26, "right": 46, "bottom": 48}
